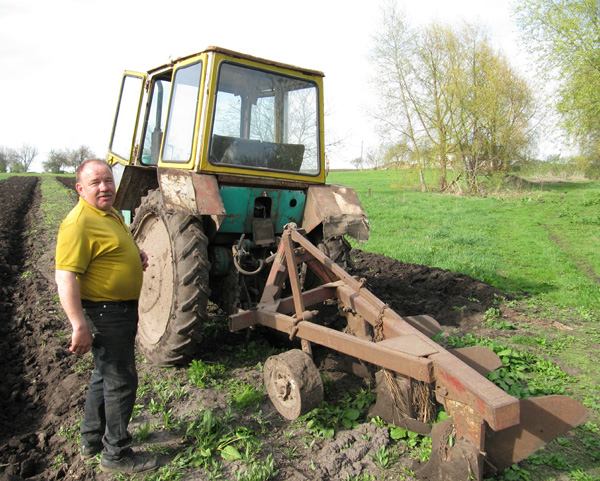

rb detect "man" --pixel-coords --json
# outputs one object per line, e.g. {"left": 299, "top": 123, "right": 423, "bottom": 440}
{"left": 55, "top": 159, "right": 157, "bottom": 474}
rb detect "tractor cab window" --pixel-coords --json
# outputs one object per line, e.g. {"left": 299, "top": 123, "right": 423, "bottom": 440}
{"left": 210, "top": 62, "right": 320, "bottom": 175}
{"left": 161, "top": 61, "right": 202, "bottom": 163}
{"left": 109, "top": 73, "right": 145, "bottom": 162}
{"left": 140, "top": 76, "right": 172, "bottom": 165}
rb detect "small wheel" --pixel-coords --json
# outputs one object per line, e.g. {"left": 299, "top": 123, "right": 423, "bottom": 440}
{"left": 264, "top": 349, "right": 324, "bottom": 420}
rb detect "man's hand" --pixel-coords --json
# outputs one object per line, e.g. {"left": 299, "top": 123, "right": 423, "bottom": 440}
{"left": 140, "top": 249, "right": 149, "bottom": 271}
{"left": 70, "top": 325, "right": 92, "bottom": 355}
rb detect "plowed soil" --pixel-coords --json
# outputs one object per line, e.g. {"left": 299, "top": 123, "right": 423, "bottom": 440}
{"left": 0, "top": 176, "right": 514, "bottom": 481}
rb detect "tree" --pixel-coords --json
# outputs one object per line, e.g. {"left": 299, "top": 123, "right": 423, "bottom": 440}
{"left": 349, "top": 156, "right": 364, "bottom": 170}
{"left": 0, "top": 146, "right": 11, "bottom": 173}
{"left": 67, "top": 145, "right": 95, "bottom": 170}
{"left": 371, "top": 2, "right": 429, "bottom": 191}
{"left": 363, "top": 147, "right": 385, "bottom": 170}
{"left": 43, "top": 149, "right": 70, "bottom": 173}
{"left": 371, "top": 2, "right": 536, "bottom": 192}
{"left": 9, "top": 144, "right": 37, "bottom": 172}
{"left": 514, "top": 0, "right": 600, "bottom": 154}
{"left": 454, "top": 27, "right": 537, "bottom": 190}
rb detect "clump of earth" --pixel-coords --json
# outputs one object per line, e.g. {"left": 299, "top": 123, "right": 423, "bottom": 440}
{"left": 0, "top": 176, "right": 511, "bottom": 480}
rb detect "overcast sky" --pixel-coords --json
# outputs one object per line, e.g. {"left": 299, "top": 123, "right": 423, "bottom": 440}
{"left": 0, "top": 0, "right": 526, "bottom": 171}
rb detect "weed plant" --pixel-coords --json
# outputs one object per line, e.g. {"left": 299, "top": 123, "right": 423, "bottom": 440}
{"left": 297, "top": 388, "right": 375, "bottom": 438}
{"left": 444, "top": 332, "right": 572, "bottom": 399}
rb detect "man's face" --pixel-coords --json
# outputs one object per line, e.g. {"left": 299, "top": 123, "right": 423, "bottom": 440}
{"left": 75, "top": 162, "right": 116, "bottom": 213}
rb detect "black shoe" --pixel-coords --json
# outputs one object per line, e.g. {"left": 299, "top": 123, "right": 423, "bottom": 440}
{"left": 100, "top": 452, "right": 158, "bottom": 474}
{"left": 80, "top": 444, "right": 103, "bottom": 460}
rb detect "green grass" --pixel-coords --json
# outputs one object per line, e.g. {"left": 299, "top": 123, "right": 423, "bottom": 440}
{"left": 328, "top": 169, "right": 600, "bottom": 314}
{"left": 39, "top": 175, "right": 77, "bottom": 237}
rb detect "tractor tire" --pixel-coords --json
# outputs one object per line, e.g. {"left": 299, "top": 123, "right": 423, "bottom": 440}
{"left": 317, "top": 235, "right": 352, "bottom": 270}
{"left": 302, "top": 233, "right": 352, "bottom": 290}
{"left": 131, "top": 189, "right": 210, "bottom": 366}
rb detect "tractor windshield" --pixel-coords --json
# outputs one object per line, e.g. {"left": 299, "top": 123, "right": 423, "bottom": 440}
{"left": 209, "top": 62, "right": 320, "bottom": 175}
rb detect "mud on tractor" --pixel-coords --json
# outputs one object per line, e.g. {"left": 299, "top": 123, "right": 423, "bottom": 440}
{"left": 107, "top": 47, "right": 587, "bottom": 480}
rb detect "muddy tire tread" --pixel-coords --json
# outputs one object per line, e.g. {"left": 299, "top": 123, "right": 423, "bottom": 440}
{"left": 131, "top": 189, "right": 210, "bottom": 366}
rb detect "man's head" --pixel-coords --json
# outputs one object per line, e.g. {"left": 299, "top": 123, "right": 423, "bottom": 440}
{"left": 75, "top": 159, "right": 116, "bottom": 213}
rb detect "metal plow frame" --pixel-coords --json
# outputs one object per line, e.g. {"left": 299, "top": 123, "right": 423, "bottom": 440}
{"left": 229, "top": 225, "right": 587, "bottom": 480}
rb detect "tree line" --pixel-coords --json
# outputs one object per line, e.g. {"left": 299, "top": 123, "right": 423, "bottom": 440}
{"left": 356, "top": 0, "right": 600, "bottom": 192}
{"left": 0, "top": 145, "right": 95, "bottom": 173}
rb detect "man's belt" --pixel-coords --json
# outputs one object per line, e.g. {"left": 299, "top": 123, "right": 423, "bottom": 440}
{"left": 81, "top": 299, "right": 139, "bottom": 309}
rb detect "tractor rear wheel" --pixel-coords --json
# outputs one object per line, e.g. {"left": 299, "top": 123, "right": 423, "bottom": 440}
{"left": 302, "top": 232, "right": 352, "bottom": 290}
{"left": 131, "top": 189, "right": 210, "bottom": 366}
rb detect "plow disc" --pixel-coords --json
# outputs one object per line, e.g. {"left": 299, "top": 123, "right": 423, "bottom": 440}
{"left": 229, "top": 225, "right": 588, "bottom": 481}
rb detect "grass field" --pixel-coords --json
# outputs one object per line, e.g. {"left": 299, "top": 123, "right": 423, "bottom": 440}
{"left": 328, "top": 169, "right": 600, "bottom": 315}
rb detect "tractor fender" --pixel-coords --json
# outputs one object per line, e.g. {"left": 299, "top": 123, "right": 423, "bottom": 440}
{"left": 156, "top": 169, "right": 227, "bottom": 229}
{"left": 113, "top": 164, "right": 227, "bottom": 230}
{"left": 302, "top": 184, "right": 369, "bottom": 242}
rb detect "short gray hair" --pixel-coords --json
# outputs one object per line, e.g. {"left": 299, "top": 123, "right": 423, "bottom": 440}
{"left": 75, "top": 159, "right": 112, "bottom": 184}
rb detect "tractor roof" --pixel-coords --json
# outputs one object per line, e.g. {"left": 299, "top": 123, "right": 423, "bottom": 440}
{"left": 148, "top": 46, "right": 325, "bottom": 78}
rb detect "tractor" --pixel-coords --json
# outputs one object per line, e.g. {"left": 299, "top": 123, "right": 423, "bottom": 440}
{"left": 107, "top": 47, "right": 369, "bottom": 366}
{"left": 107, "top": 47, "right": 587, "bottom": 480}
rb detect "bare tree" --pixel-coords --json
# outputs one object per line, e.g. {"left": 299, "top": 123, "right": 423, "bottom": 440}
{"left": 363, "top": 147, "right": 386, "bottom": 170}
{"left": 349, "top": 157, "right": 364, "bottom": 170}
{"left": 9, "top": 144, "right": 38, "bottom": 172}
{"left": 67, "top": 146, "right": 95, "bottom": 170}
{"left": 370, "top": 1, "right": 428, "bottom": 191}
{"left": 43, "top": 149, "right": 70, "bottom": 173}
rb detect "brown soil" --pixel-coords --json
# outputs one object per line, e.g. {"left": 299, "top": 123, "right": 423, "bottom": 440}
{"left": 0, "top": 176, "right": 519, "bottom": 481}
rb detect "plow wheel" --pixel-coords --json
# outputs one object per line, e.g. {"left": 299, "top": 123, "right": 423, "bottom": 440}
{"left": 264, "top": 349, "right": 324, "bottom": 420}
{"left": 132, "top": 189, "right": 210, "bottom": 366}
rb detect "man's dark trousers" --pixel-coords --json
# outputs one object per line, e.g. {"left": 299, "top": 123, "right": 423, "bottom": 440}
{"left": 80, "top": 301, "right": 138, "bottom": 461}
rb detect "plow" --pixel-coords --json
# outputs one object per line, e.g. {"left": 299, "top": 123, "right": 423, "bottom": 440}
{"left": 230, "top": 224, "right": 588, "bottom": 480}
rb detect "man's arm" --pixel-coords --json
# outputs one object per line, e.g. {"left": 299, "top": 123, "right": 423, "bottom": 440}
{"left": 55, "top": 269, "right": 92, "bottom": 355}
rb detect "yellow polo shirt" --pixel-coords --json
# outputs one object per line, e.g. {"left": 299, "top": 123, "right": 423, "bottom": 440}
{"left": 55, "top": 198, "right": 143, "bottom": 302}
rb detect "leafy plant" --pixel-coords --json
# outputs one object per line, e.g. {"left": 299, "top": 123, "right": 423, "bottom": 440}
{"left": 345, "top": 474, "right": 375, "bottom": 481}
{"left": 497, "top": 463, "right": 531, "bottom": 480}
{"left": 371, "top": 445, "right": 397, "bottom": 469}
{"left": 390, "top": 426, "right": 421, "bottom": 449}
{"left": 444, "top": 333, "right": 571, "bottom": 398}
{"left": 136, "top": 420, "right": 152, "bottom": 442}
{"left": 188, "top": 359, "right": 228, "bottom": 388}
{"left": 227, "top": 380, "right": 264, "bottom": 411}
{"left": 299, "top": 388, "right": 375, "bottom": 438}
{"left": 234, "top": 453, "right": 278, "bottom": 481}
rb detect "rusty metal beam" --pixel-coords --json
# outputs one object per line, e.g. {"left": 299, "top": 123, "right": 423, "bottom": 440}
{"left": 241, "top": 307, "right": 434, "bottom": 382}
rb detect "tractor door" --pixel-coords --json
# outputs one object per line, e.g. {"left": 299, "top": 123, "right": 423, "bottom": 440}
{"left": 107, "top": 71, "right": 147, "bottom": 165}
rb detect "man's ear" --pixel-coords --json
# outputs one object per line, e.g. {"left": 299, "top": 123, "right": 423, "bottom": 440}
{"left": 75, "top": 183, "right": 83, "bottom": 196}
